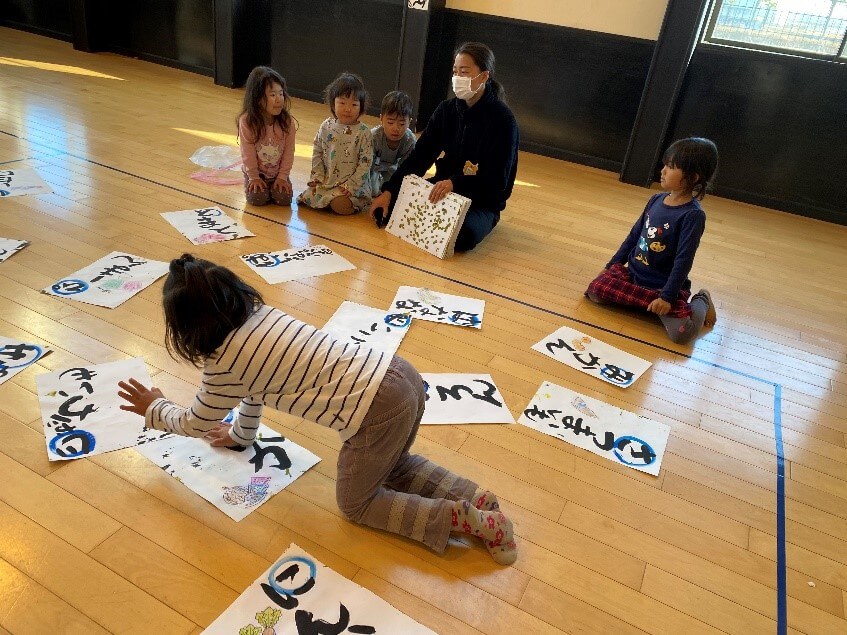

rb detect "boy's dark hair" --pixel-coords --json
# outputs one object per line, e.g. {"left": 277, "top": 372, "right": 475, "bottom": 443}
{"left": 662, "top": 137, "right": 719, "bottom": 200}
{"left": 163, "top": 254, "right": 263, "bottom": 367}
{"left": 324, "top": 72, "right": 368, "bottom": 117}
{"left": 380, "top": 91, "right": 413, "bottom": 119}
{"left": 238, "top": 66, "right": 295, "bottom": 143}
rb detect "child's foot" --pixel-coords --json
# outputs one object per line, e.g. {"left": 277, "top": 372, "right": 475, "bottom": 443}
{"left": 472, "top": 488, "right": 500, "bottom": 512}
{"left": 329, "top": 196, "right": 355, "bottom": 215}
{"left": 693, "top": 288, "right": 717, "bottom": 327}
{"left": 451, "top": 499, "right": 517, "bottom": 565}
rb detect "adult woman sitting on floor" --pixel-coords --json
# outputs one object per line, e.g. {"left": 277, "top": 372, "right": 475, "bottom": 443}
{"left": 369, "top": 41, "right": 519, "bottom": 252}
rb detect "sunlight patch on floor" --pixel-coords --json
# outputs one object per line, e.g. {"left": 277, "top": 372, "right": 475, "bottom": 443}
{"left": 0, "top": 57, "right": 124, "bottom": 80}
{"left": 173, "top": 127, "right": 312, "bottom": 158}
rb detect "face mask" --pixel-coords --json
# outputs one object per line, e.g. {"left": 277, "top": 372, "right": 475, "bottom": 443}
{"left": 451, "top": 72, "right": 485, "bottom": 100}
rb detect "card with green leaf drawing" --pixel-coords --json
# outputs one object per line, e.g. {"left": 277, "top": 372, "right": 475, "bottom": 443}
{"left": 385, "top": 174, "right": 471, "bottom": 259}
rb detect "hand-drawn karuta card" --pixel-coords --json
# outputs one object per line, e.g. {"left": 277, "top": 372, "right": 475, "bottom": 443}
{"left": 389, "top": 286, "right": 485, "bottom": 329}
{"left": 42, "top": 251, "right": 169, "bottom": 309}
{"left": 420, "top": 373, "right": 514, "bottom": 424}
{"left": 203, "top": 543, "right": 436, "bottom": 633}
{"left": 161, "top": 206, "right": 255, "bottom": 244}
{"left": 518, "top": 380, "right": 670, "bottom": 475}
{"left": 240, "top": 245, "right": 355, "bottom": 284}
{"left": 532, "top": 325, "right": 651, "bottom": 387}
{"left": 37, "top": 357, "right": 170, "bottom": 461}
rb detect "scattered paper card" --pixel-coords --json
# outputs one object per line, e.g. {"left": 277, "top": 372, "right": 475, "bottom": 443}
{"left": 37, "top": 357, "right": 170, "bottom": 461}
{"left": 43, "top": 251, "right": 169, "bottom": 308}
{"left": 0, "top": 168, "right": 52, "bottom": 198}
{"left": 532, "top": 325, "right": 651, "bottom": 387}
{"left": 161, "top": 206, "right": 255, "bottom": 244}
{"left": 519, "top": 381, "right": 670, "bottom": 475}
{"left": 321, "top": 301, "right": 411, "bottom": 355}
{"left": 420, "top": 373, "right": 514, "bottom": 424}
{"left": 136, "top": 419, "right": 320, "bottom": 522}
{"left": 203, "top": 543, "right": 435, "bottom": 634}
{"left": 0, "top": 238, "right": 29, "bottom": 263}
{"left": 241, "top": 245, "right": 355, "bottom": 284}
{"left": 389, "top": 286, "right": 484, "bottom": 329}
{"left": 385, "top": 174, "right": 471, "bottom": 259}
{"left": 0, "top": 337, "right": 50, "bottom": 385}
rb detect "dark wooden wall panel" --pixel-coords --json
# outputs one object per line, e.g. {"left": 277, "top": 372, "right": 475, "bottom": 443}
{"left": 668, "top": 45, "right": 847, "bottom": 224}
{"left": 2, "top": 0, "right": 72, "bottom": 40}
{"left": 271, "top": 0, "right": 404, "bottom": 115}
{"left": 421, "top": 11, "right": 656, "bottom": 171}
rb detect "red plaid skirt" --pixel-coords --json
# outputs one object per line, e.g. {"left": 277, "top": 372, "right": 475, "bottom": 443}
{"left": 585, "top": 263, "right": 692, "bottom": 319}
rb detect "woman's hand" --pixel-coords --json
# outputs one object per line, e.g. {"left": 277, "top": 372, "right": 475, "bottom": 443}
{"left": 369, "top": 191, "right": 392, "bottom": 220}
{"left": 248, "top": 178, "right": 268, "bottom": 194}
{"left": 428, "top": 179, "right": 453, "bottom": 203}
{"left": 647, "top": 298, "right": 672, "bottom": 316}
{"left": 204, "top": 424, "right": 242, "bottom": 448}
{"left": 117, "top": 378, "right": 164, "bottom": 416}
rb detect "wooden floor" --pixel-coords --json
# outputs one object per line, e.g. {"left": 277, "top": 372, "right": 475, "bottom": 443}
{"left": 1, "top": 28, "right": 846, "bottom": 635}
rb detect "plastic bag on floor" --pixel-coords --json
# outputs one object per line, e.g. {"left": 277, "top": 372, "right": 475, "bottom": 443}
{"left": 189, "top": 145, "right": 243, "bottom": 185}
{"left": 190, "top": 145, "right": 241, "bottom": 169}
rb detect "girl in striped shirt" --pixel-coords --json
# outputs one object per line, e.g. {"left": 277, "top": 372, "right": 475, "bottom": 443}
{"left": 118, "top": 254, "right": 516, "bottom": 564}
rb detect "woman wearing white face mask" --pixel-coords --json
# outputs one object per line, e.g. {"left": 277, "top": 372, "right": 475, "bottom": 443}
{"left": 369, "top": 42, "right": 519, "bottom": 252}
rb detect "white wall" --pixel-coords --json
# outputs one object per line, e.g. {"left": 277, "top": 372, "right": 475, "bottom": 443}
{"left": 444, "top": 0, "right": 670, "bottom": 40}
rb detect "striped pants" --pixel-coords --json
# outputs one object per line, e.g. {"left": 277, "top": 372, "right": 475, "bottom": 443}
{"left": 336, "top": 356, "right": 479, "bottom": 552}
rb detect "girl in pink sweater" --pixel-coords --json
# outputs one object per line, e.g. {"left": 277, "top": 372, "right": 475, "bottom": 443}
{"left": 238, "top": 66, "right": 297, "bottom": 206}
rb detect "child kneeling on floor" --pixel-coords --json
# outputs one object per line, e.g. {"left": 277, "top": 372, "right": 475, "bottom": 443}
{"left": 118, "top": 254, "right": 516, "bottom": 564}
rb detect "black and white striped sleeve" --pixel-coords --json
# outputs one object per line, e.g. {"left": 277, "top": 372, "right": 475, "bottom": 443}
{"left": 145, "top": 371, "right": 247, "bottom": 438}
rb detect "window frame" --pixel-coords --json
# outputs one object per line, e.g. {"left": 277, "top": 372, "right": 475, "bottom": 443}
{"left": 702, "top": 0, "right": 847, "bottom": 62}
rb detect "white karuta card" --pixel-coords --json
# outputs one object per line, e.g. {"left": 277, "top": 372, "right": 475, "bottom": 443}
{"left": 0, "top": 238, "right": 29, "bottom": 263}
{"left": 136, "top": 419, "right": 321, "bottom": 521}
{"left": 241, "top": 245, "right": 355, "bottom": 284}
{"left": 0, "top": 337, "right": 50, "bottom": 385}
{"left": 203, "top": 543, "right": 435, "bottom": 634}
{"left": 37, "top": 357, "right": 170, "bottom": 461}
{"left": 420, "top": 373, "right": 514, "bottom": 424}
{"left": 389, "top": 285, "right": 485, "bottom": 329}
{"left": 161, "top": 206, "right": 255, "bottom": 244}
{"left": 42, "top": 251, "right": 169, "bottom": 309}
{"left": 321, "top": 300, "right": 411, "bottom": 355}
{"left": 519, "top": 381, "right": 670, "bottom": 475}
{"left": 0, "top": 168, "right": 52, "bottom": 198}
{"left": 532, "top": 325, "right": 651, "bottom": 387}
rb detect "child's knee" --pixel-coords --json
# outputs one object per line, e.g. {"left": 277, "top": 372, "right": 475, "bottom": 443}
{"left": 272, "top": 191, "right": 292, "bottom": 206}
{"left": 329, "top": 196, "right": 356, "bottom": 215}
{"left": 246, "top": 190, "right": 270, "bottom": 206}
{"left": 336, "top": 489, "right": 366, "bottom": 522}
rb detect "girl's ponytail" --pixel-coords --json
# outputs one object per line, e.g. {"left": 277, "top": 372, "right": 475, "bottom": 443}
{"left": 163, "top": 254, "right": 263, "bottom": 366}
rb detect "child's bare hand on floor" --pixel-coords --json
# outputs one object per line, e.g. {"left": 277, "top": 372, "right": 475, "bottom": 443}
{"left": 205, "top": 423, "right": 243, "bottom": 448}
{"left": 117, "top": 378, "right": 164, "bottom": 416}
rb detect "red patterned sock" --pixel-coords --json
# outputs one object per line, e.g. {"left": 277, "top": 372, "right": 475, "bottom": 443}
{"left": 451, "top": 499, "right": 517, "bottom": 565}
{"left": 472, "top": 488, "right": 500, "bottom": 512}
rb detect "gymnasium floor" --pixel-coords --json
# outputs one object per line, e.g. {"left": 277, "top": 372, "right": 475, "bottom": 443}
{"left": 1, "top": 27, "right": 846, "bottom": 634}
